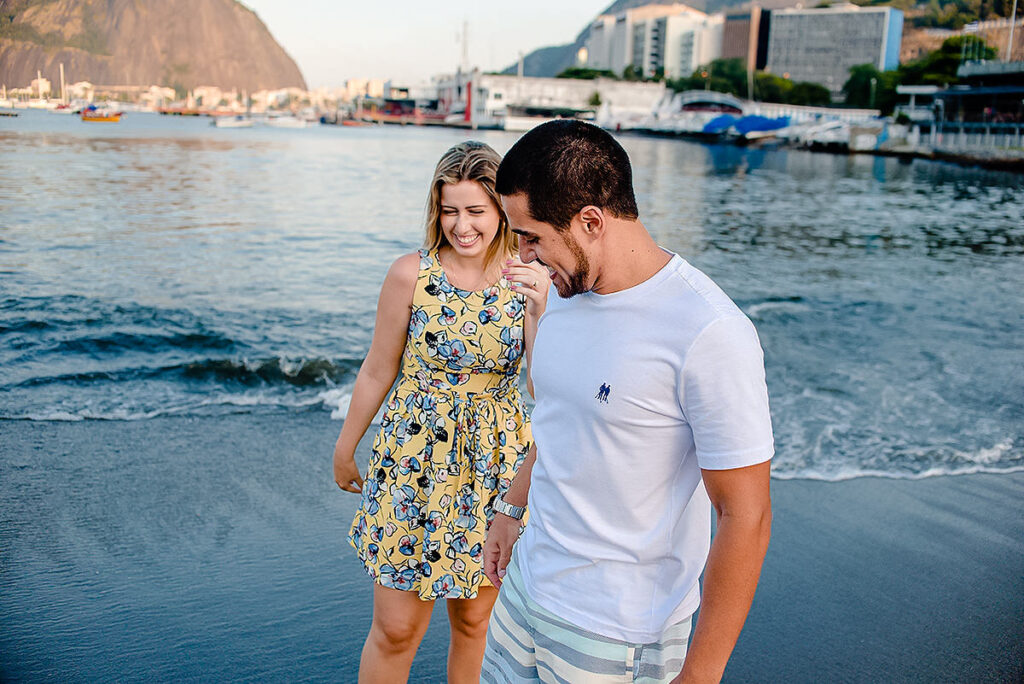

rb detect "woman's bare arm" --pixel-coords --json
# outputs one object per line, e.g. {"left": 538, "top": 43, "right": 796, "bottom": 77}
{"left": 333, "top": 253, "right": 419, "bottom": 492}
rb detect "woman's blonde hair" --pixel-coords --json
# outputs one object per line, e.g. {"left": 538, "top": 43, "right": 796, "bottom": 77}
{"left": 424, "top": 141, "right": 515, "bottom": 268}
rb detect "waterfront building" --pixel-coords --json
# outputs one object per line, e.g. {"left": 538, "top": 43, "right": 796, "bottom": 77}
{"left": 139, "top": 85, "right": 177, "bottom": 109}
{"left": 721, "top": 6, "right": 770, "bottom": 71}
{"left": 434, "top": 68, "right": 665, "bottom": 129}
{"left": 67, "top": 81, "right": 94, "bottom": 101}
{"left": 766, "top": 4, "right": 903, "bottom": 99}
{"left": 30, "top": 75, "right": 51, "bottom": 98}
{"left": 342, "top": 79, "right": 385, "bottom": 101}
{"left": 193, "top": 85, "right": 239, "bottom": 107}
{"left": 894, "top": 85, "right": 941, "bottom": 125}
{"left": 936, "top": 61, "right": 1024, "bottom": 124}
{"left": 585, "top": 3, "right": 724, "bottom": 79}
{"left": 662, "top": 12, "right": 724, "bottom": 80}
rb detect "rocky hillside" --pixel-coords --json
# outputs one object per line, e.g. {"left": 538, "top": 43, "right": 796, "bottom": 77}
{"left": 0, "top": 0, "right": 306, "bottom": 91}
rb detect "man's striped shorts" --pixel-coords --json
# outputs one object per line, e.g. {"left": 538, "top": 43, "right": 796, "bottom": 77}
{"left": 481, "top": 558, "right": 692, "bottom": 683}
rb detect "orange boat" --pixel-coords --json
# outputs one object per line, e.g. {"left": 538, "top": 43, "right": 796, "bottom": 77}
{"left": 81, "top": 110, "right": 122, "bottom": 122}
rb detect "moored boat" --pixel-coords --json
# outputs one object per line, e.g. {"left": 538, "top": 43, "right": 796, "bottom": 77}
{"left": 213, "top": 115, "right": 254, "bottom": 128}
{"left": 81, "top": 105, "right": 121, "bottom": 122}
{"left": 265, "top": 115, "right": 310, "bottom": 128}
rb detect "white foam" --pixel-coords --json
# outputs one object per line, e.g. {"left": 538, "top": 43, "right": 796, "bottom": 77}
{"left": 965, "top": 439, "right": 1013, "bottom": 465}
{"left": 22, "top": 410, "right": 86, "bottom": 422}
{"left": 318, "top": 387, "right": 353, "bottom": 419}
{"left": 8, "top": 398, "right": 1018, "bottom": 483}
{"left": 772, "top": 462, "right": 1024, "bottom": 482}
{"left": 746, "top": 301, "right": 810, "bottom": 318}
{"left": 5, "top": 387, "right": 353, "bottom": 422}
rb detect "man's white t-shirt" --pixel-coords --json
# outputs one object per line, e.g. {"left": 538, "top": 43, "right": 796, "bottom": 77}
{"left": 515, "top": 251, "right": 774, "bottom": 643}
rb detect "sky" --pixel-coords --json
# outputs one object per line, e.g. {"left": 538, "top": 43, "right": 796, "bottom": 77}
{"left": 242, "top": 1, "right": 608, "bottom": 88}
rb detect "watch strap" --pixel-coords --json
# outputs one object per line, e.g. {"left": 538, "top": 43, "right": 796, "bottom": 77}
{"left": 493, "top": 496, "right": 526, "bottom": 520}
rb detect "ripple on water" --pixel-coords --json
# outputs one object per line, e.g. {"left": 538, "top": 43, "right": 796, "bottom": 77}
{"left": 1, "top": 113, "right": 1022, "bottom": 479}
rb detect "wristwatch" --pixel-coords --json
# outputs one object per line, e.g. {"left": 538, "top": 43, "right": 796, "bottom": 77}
{"left": 493, "top": 496, "right": 526, "bottom": 520}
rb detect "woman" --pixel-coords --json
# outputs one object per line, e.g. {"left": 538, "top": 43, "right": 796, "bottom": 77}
{"left": 333, "top": 141, "right": 549, "bottom": 683}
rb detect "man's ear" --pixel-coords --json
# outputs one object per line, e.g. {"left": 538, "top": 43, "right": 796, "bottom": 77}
{"left": 578, "top": 205, "right": 605, "bottom": 239}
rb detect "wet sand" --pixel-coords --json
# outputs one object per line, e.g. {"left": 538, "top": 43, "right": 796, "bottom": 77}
{"left": 1, "top": 412, "right": 1021, "bottom": 682}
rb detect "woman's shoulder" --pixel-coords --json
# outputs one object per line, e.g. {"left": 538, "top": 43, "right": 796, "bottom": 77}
{"left": 378, "top": 252, "right": 424, "bottom": 304}
{"left": 386, "top": 251, "right": 426, "bottom": 285}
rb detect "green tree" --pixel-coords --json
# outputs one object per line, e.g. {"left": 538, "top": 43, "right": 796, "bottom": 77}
{"left": 588, "top": 91, "right": 602, "bottom": 107}
{"left": 841, "top": 36, "right": 995, "bottom": 114}
{"left": 622, "top": 64, "right": 642, "bottom": 81}
{"left": 842, "top": 63, "right": 898, "bottom": 111}
{"left": 754, "top": 72, "right": 793, "bottom": 103}
{"left": 666, "top": 58, "right": 747, "bottom": 96}
{"left": 557, "top": 66, "right": 617, "bottom": 80}
{"left": 787, "top": 81, "right": 832, "bottom": 106}
{"left": 898, "top": 35, "right": 996, "bottom": 87}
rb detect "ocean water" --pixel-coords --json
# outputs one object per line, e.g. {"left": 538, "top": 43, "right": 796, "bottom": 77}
{"left": 1, "top": 109, "right": 1022, "bottom": 480}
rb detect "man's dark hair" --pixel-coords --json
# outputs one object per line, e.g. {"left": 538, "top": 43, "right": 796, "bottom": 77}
{"left": 495, "top": 120, "right": 639, "bottom": 231}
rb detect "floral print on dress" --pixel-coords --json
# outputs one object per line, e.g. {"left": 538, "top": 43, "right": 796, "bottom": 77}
{"left": 349, "top": 249, "right": 531, "bottom": 600}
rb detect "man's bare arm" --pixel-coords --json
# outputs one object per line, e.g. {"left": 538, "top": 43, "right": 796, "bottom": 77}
{"left": 674, "top": 460, "right": 772, "bottom": 684}
{"left": 483, "top": 442, "right": 537, "bottom": 586}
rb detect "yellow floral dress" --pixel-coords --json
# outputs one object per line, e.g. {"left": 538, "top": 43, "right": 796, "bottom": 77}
{"left": 349, "top": 248, "right": 532, "bottom": 600}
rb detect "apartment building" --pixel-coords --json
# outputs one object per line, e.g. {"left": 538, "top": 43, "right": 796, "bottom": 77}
{"left": 766, "top": 3, "right": 903, "bottom": 98}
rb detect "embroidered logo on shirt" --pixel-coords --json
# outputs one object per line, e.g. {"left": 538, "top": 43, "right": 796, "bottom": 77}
{"left": 595, "top": 383, "right": 611, "bottom": 403}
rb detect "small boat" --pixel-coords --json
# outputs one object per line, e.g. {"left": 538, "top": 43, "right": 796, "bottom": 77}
{"left": 732, "top": 115, "right": 791, "bottom": 145}
{"left": 213, "top": 115, "right": 254, "bottom": 128}
{"left": 265, "top": 115, "right": 310, "bottom": 128}
{"left": 81, "top": 106, "right": 121, "bottom": 122}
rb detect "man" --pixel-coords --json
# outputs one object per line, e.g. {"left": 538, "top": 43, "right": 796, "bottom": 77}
{"left": 482, "top": 120, "right": 774, "bottom": 684}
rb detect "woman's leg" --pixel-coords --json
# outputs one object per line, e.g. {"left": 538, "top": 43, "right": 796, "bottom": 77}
{"left": 446, "top": 586, "right": 500, "bottom": 684}
{"left": 359, "top": 584, "right": 435, "bottom": 684}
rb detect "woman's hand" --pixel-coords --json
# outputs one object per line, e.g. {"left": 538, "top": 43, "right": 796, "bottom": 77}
{"left": 504, "top": 256, "right": 550, "bottom": 398}
{"left": 333, "top": 441, "right": 364, "bottom": 493}
{"left": 504, "top": 256, "right": 550, "bottom": 318}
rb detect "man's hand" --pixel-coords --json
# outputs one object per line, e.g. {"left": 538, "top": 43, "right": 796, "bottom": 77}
{"left": 484, "top": 513, "right": 521, "bottom": 587}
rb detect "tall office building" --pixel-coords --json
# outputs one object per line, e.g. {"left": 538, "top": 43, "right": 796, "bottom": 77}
{"left": 722, "top": 6, "right": 770, "bottom": 71}
{"left": 766, "top": 3, "right": 903, "bottom": 98}
{"left": 586, "top": 3, "right": 723, "bottom": 80}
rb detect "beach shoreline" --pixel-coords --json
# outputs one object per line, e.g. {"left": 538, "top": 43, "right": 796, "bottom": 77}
{"left": 1, "top": 412, "right": 1022, "bottom": 682}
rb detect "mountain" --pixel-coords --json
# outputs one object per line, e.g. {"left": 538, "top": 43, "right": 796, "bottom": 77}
{"left": 502, "top": 0, "right": 801, "bottom": 78}
{"left": 0, "top": 0, "right": 306, "bottom": 92}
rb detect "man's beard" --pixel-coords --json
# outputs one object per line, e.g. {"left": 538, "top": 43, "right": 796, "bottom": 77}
{"left": 555, "top": 231, "right": 591, "bottom": 298}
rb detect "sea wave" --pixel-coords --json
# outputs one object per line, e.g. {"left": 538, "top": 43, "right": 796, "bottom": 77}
{"left": 770, "top": 438, "right": 1022, "bottom": 481}
{"left": 9, "top": 356, "right": 362, "bottom": 389}
{"left": 179, "top": 357, "right": 360, "bottom": 387}
{"left": 6, "top": 395, "right": 1021, "bottom": 482}
{"left": 8, "top": 384, "right": 358, "bottom": 422}
{"left": 744, "top": 297, "right": 810, "bottom": 319}
{"left": 773, "top": 463, "right": 1024, "bottom": 482}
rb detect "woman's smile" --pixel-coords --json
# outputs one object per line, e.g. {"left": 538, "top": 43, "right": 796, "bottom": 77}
{"left": 453, "top": 233, "right": 481, "bottom": 248}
